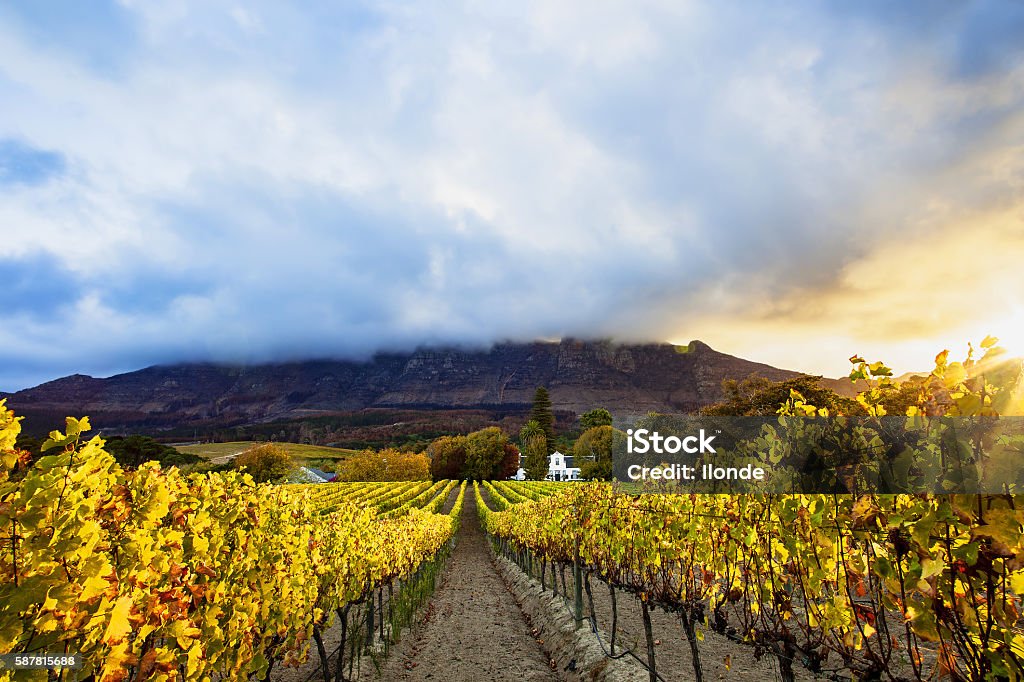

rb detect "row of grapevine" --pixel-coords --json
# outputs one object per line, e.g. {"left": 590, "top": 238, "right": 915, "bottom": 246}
{"left": 480, "top": 483, "right": 1024, "bottom": 681}
{"left": 481, "top": 480, "right": 514, "bottom": 510}
{"left": 0, "top": 404, "right": 462, "bottom": 682}
{"left": 479, "top": 340, "right": 1024, "bottom": 681}
{"left": 488, "top": 481, "right": 532, "bottom": 505}
{"left": 449, "top": 481, "right": 468, "bottom": 527}
{"left": 381, "top": 479, "right": 457, "bottom": 517}
{"left": 501, "top": 480, "right": 563, "bottom": 501}
{"left": 300, "top": 480, "right": 421, "bottom": 515}
{"left": 373, "top": 480, "right": 439, "bottom": 514}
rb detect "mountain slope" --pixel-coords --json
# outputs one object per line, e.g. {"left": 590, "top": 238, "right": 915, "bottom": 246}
{"left": 5, "top": 339, "right": 801, "bottom": 430}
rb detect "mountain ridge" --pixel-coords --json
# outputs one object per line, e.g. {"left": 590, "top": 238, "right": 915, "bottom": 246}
{"left": 4, "top": 339, "right": 809, "bottom": 432}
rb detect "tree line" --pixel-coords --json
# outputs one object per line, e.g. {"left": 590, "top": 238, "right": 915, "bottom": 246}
{"left": 11, "top": 377, "right": 893, "bottom": 484}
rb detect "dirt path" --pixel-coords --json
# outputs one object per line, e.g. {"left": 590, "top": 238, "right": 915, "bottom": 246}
{"left": 439, "top": 483, "right": 462, "bottom": 514}
{"left": 368, "top": 491, "right": 560, "bottom": 682}
{"left": 209, "top": 449, "right": 246, "bottom": 465}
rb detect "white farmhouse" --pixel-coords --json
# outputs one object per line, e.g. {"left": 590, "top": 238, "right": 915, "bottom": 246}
{"left": 547, "top": 451, "right": 582, "bottom": 481}
{"left": 513, "top": 451, "right": 583, "bottom": 481}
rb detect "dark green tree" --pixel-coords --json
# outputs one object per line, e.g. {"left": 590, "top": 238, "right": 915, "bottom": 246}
{"left": 530, "top": 386, "right": 555, "bottom": 445}
{"left": 520, "top": 420, "right": 549, "bottom": 481}
{"left": 13, "top": 433, "right": 43, "bottom": 456}
{"left": 579, "top": 408, "right": 613, "bottom": 429}
{"left": 702, "top": 375, "right": 859, "bottom": 416}
{"left": 104, "top": 435, "right": 202, "bottom": 469}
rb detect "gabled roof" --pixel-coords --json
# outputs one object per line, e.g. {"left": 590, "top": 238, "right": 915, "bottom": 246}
{"left": 294, "top": 466, "right": 332, "bottom": 483}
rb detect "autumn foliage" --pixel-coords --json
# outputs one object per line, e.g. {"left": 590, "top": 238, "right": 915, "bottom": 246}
{"left": 232, "top": 443, "right": 295, "bottom": 482}
{"left": 335, "top": 447, "right": 431, "bottom": 481}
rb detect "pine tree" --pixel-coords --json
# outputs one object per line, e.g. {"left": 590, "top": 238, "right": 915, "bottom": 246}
{"left": 530, "top": 386, "right": 555, "bottom": 445}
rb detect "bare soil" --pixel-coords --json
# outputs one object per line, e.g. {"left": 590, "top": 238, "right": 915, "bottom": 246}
{"left": 574, "top": 573, "right": 817, "bottom": 681}
{"left": 439, "top": 483, "right": 462, "bottom": 514}
{"left": 367, "top": 492, "right": 559, "bottom": 681}
{"left": 275, "top": 487, "right": 830, "bottom": 682}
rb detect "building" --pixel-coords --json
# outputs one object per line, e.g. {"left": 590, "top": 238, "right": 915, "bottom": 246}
{"left": 547, "top": 451, "right": 581, "bottom": 481}
{"left": 513, "top": 451, "right": 583, "bottom": 481}
{"left": 292, "top": 466, "right": 334, "bottom": 484}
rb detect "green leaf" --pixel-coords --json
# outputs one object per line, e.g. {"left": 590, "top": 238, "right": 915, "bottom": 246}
{"left": 971, "top": 508, "right": 1023, "bottom": 548}
{"left": 868, "top": 361, "right": 893, "bottom": 377}
{"left": 920, "top": 557, "right": 944, "bottom": 580}
{"left": 874, "top": 556, "right": 895, "bottom": 579}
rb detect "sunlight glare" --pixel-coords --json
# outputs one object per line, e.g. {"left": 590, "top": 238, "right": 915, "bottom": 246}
{"left": 983, "top": 306, "right": 1024, "bottom": 358}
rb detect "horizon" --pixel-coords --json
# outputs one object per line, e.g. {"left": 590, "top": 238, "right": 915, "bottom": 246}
{"left": 0, "top": 334, "right": 953, "bottom": 394}
{"left": 2, "top": 2, "right": 1023, "bottom": 391}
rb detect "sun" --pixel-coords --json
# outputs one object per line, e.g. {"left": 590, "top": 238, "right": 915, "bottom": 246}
{"left": 980, "top": 306, "right": 1024, "bottom": 358}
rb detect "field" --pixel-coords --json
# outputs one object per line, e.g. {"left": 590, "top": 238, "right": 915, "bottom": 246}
{"left": 478, "top": 482, "right": 1024, "bottom": 681}
{"left": 173, "top": 440, "right": 360, "bottom": 463}
{"left": 3, "top": 343, "right": 1024, "bottom": 682}
{"left": 0, "top": 409, "right": 482, "bottom": 682}
{"left": 7, "top": 420, "right": 1023, "bottom": 682}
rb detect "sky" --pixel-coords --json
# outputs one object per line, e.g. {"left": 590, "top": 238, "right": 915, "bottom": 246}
{"left": 1, "top": 1, "right": 1023, "bottom": 391}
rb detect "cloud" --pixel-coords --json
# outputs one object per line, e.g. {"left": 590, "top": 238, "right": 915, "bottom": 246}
{"left": 1, "top": 1, "right": 1023, "bottom": 390}
{"left": 674, "top": 206, "right": 1024, "bottom": 374}
{"left": 0, "top": 252, "right": 80, "bottom": 313}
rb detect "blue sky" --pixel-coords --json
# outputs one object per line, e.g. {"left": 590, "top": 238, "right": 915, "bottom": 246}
{"left": 2, "top": 1, "right": 1024, "bottom": 391}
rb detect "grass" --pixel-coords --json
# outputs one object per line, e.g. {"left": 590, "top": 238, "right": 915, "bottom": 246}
{"left": 175, "top": 441, "right": 360, "bottom": 463}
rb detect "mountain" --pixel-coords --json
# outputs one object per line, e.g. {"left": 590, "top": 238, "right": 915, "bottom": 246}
{"left": 817, "top": 370, "right": 929, "bottom": 398}
{"left": 4, "top": 339, "right": 802, "bottom": 433}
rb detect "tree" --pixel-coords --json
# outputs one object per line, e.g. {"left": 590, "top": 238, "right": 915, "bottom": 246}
{"left": 337, "top": 448, "right": 430, "bottom": 481}
{"left": 702, "top": 375, "right": 858, "bottom": 416}
{"left": 104, "top": 435, "right": 201, "bottom": 469}
{"left": 579, "top": 408, "right": 613, "bottom": 430}
{"left": 520, "top": 420, "right": 549, "bottom": 481}
{"left": 877, "top": 379, "right": 926, "bottom": 416}
{"left": 574, "top": 425, "right": 615, "bottom": 481}
{"left": 497, "top": 442, "right": 520, "bottom": 480}
{"left": 233, "top": 443, "right": 295, "bottom": 483}
{"left": 13, "top": 433, "right": 42, "bottom": 456}
{"left": 464, "top": 427, "right": 509, "bottom": 480}
{"left": 337, "top": 448, "right": 385, "bottom": 481}
{"left": 530, "top": 386, "right": 555, "bottom": 445}
{"left": 427, "top": 435, "right": 468, "bottom": 480}
{"left": 384, "top": 449, "right": 431, "bottom": 481}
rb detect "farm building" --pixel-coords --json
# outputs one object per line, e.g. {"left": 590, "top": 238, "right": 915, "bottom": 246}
{"left": 513, "top": 451, "right": 583, "bottom": 481}
{"left": 292, "top": 466, "right": 334, "bottom": 484}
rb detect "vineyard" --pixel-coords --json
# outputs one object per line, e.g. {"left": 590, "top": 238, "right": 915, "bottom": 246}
{"left": 478, "top": 481, "right": 1024, "bottom": 681}
{"left": 472, "top": 344, "right": 1024, "bottom": 682}
{"left": 2, "top": 342, "right": 1024, "bottom": 681}
{"left": 0, "top": 407, "right": 471, "bottom": 682}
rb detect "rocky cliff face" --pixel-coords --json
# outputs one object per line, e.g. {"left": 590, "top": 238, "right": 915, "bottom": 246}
{"left": 5, "top": 339, "right": 801, "bottom": 430}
